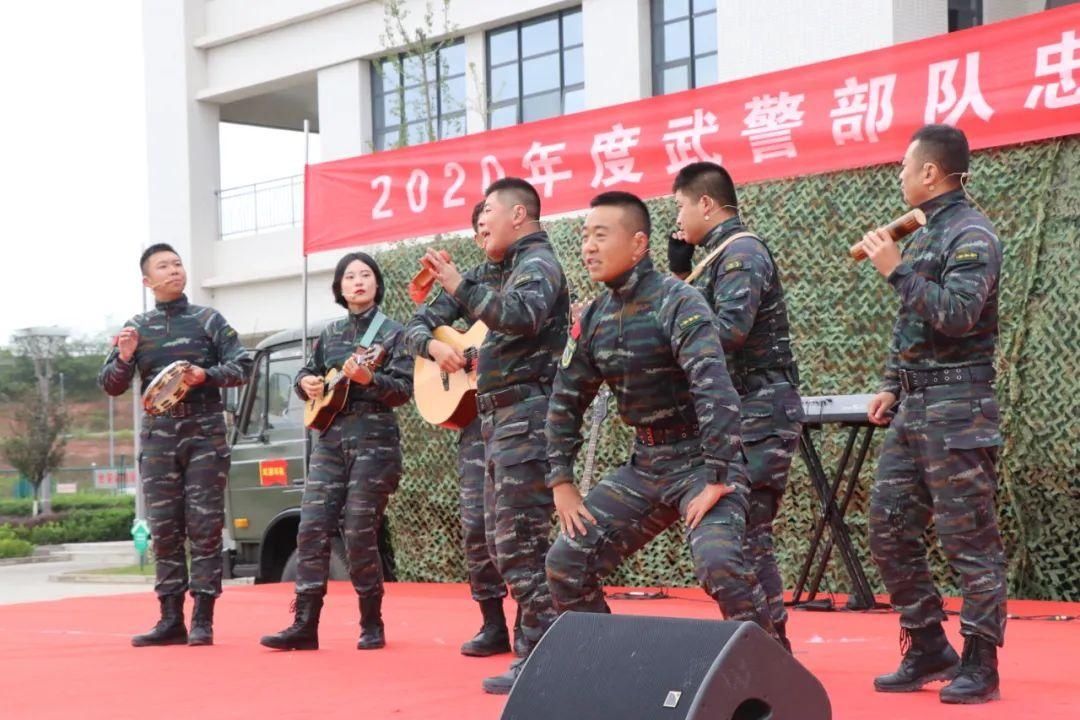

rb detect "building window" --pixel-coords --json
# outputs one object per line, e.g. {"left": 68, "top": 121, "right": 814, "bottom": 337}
{"left": 948, "top": 0, "right": 983, "bottom": 32}
{"left": 486, "top": 8, "right": 584, "bottom": 129}
{"left": 651, "top": 0, "right": 717, "bottom": 96}
{"left": 372, "top": 39, "right": 466, "bottom": 151}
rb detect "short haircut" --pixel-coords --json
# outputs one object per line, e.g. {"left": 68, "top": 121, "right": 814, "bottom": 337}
{"left": 671, "top": 162, "right": 738, "bottom": 210}
{"left": 139, "top": 243, "right": 179, "bottom": 274}
{"left": 470, "top": 200, "right": 485, "bottom": 233}
{"left": 911, "top": 124, "right": 970, "bottom": 176}
{"left": 484, "top": 177, "right": 541, "bottom": 220}
{"left": 589, "top": 191, "right": 652, "bottom": 238}
{"left": 332, "top": 251, "right": 385, "bottom": 309}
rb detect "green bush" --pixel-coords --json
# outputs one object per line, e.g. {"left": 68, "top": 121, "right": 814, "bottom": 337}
{"left": 0, "top": 494, "right": 134, "bottom": 517}
{"left": 66, "top": 509, "right": 134, "bottom": 542}
{"left": 0, "top": 523, "right": 31, "bottom": 542}
{"left": 0, "top": 525, "right": 34, "bottom": 558}
{"left": 52, "top": 495, "right": 134, "bottom": 513}
{"left": 0, "top": 498, "right": 32, "bottom": 516}
{"left": 0, "top": 507, "right": 135, "bottom": 545}
{"left": 0, "top": 538, "right": 34, "bottom": 559}
{"left": 27, "top": 522, "right": 69, "bottom": 545}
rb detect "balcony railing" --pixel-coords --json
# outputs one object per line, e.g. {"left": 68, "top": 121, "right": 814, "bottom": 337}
{"left": 217, "top": 174, "right": 303, "bottom": 239}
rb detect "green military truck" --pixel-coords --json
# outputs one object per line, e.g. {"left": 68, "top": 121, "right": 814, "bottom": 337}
{"left": 222, "top": 320, "right": 393, "bottom": 583}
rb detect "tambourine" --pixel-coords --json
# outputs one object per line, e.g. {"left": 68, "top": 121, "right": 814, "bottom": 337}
{"left": 142, "top": 360, "right": 192, "bottom": 415}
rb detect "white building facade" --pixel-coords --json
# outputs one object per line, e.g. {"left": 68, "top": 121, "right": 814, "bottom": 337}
{"left": 143, "top": 0, "right": 1052, "bottom": 339}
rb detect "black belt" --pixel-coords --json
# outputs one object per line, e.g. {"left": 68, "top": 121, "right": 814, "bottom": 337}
{"left": 898, "top": 365, "right": 995, "bottom": 393}
{"left": 162, "top": 402, "right": 224, "bottom": 419}
{"left": 733, "top": 365, "right": 799, "bottom": 394}
{"left": 635, "top": 423, "right": 700, "bottom": 447}
{"left": 476, "top": 383, "right": 546, "bottom": 413}
{"left": 344, "top": 400, "right": 390, "bottom": 415}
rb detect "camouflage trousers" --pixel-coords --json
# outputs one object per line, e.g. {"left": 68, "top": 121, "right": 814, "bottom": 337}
{"left": 139, "top": 412, "right": 230, "bottom": 598}
{"left": 740, "top": 383, "right": 803, "bottom": 626}
{"left": 481, "top": 393, "right": 557, "bottom": 654}
{"left": 869, "top": 382, "right": 1007, "bottom": 645}
{"left": 459, "top": 417, "right": 507, "bottom": 602}
{"left": 545, "top": 436, "right": 775, "bottom": 636}
{"left": 295, "top": 410, "right": 402, "bottom": 599}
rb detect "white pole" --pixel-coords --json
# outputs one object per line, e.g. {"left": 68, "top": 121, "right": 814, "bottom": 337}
{"left": 302, "top": 118, "right": 311, "bottom": 479}
{"left": 108, "top": 394, "right": 115, "bottom": 468}
{"left": 303, "top": 118, "right": 310, "bottom": 364}
{"left": 133, "top": 284, "right": 146, "bottom": 520}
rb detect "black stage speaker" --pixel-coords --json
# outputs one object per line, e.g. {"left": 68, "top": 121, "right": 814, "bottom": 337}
{"left": 502, "top": 613, "right": 830, "bottom": 720}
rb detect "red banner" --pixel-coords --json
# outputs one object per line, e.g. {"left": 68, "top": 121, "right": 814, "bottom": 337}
{"left": 304, "top": 5, "right": 1080, "bottom": 255}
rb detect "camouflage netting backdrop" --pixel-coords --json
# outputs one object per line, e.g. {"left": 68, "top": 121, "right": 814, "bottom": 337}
{"left": 366, "top": 135, "right": 1079, "bottom": 601}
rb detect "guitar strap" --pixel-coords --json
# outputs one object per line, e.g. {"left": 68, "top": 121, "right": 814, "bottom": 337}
{"left": 359, "top": 311, "right": 387, "bottom": 348}
{"left": 685, "top": 231, "right": 759, "bottom": 284}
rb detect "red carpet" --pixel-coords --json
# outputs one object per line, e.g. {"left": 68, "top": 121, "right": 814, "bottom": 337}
{"left": 0, "top": 583, "right": 1077, "bottom": 719}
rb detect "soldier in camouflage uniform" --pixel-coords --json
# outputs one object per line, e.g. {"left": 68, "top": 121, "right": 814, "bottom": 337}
{"left": 858, "top": 125, "right": 1006, "bottom": 704}
{"left": 260, "top": 252, "right": 413, "bottom": 652}
{"left": 98, "top": 243, "right": 252, "bottom": 647}
{"left": 420, "top": 178, "right": 568, "bottom": 694}
{"left": 672, "top": 162, "right": 803, "bottom": 650}
{"left": 403, "top": 201, "right": 521, "bottom": 658}
{"left": 545, "top": 191, "right": 775, "bottom": 643}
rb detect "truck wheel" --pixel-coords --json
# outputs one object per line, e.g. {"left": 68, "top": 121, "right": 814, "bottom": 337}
{"left": 280, "top": 538, "right": 350, "bottom": 582}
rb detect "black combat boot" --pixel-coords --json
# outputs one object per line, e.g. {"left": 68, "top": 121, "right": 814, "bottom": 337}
{"left": 357, "top": 595, "right": 386, "bottom": 650}
{"left": 482, "top": 656, "right": 527, "bottom": 695}
{"left": 187, "top": 593, "right": 216, "bottom": 646}
{"left": 461, "top": 597, "right": 511, "bottom": 657}
{"left": 259, "top": 594, "right": 323, "bottom": 650}
{"left": 513, "top": 605, "right": 528, "bottom": 657}
{"left": 775, "top": 619, "right": 793, "bottom": 654}
{"left": 939, "top": 635, "right": 1000, "bottom": 704}
{"left": 874, "top": 624, "right": 960, "bottom": 692}
{"left": 132, "top": 594, "right": 188, "bottom": 647}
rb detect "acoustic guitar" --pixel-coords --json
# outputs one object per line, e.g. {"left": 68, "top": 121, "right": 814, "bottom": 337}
{"left": 304, "top": 345, "right": 387, "bottom": 432}
{"left": 414, "top": 321, "right": 488, "bottom": 430}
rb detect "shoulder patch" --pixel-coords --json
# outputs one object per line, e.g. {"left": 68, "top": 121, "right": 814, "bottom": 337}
{"left": 512, "top": 273, "right": 540, "bottom": 288}
{"left": 560, "top": 337, "right": 577, "bottom": 368}
{"left": 723, "top": 259, "right": 745, "bottom": 272}
{"left": 952, "top": 250, "right": 980, "bottom": 263}
{"left": 678, "top": 312, "right": 707, "bottom": 331}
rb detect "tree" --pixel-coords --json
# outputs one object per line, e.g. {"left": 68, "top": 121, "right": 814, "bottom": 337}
{"left": 1, "top": 390, "right": 68, "bottom": 516}
{"left": 378, "top": 0, "right": 462, "bottom": 149}
{"left": 8, "top": 327, "right": 69, "bottom": 515}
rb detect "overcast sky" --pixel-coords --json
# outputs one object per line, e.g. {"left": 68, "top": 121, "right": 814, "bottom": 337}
{"left": 0, "top": 1, "right": 318, "bottom": 346}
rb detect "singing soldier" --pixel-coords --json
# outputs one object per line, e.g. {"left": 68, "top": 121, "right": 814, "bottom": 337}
{"left": 403, "top": 201, "right": 523, "bottom": 658}
{"left": 858, "top": 124, "right": 1006, "bottom": 705}
{"left": 260, "top": 252, "right": 413, "bottom": 652}
{"left": 98, "top": 243, "right": 252, "bottom": 647}
{"left": 545, "top": 191, "right": 777, "bottom": 640}
{"left": 419, "top": 178, "right": 569, "bottom": 695}
{"left": 672, "top": 162, "right": 803, "bottom": 651}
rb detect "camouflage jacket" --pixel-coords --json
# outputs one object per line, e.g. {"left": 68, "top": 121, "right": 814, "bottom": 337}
{"left": 98, "top": 294, "right": 252, "bottom": 404}
{"left": 690, "top": 216, "right": 796, "bottom": 377}
{"left": 449, "top": 231, "right": 570, "bottom": 395}
{"left": 546, "top": 257, "right": 743, "bottom": 488}
{"left": 403, "top": 260, "right": 503, "bottom": 359}
{"left": 879, "top": 190, "right": 1002, "bottom": 396}
{"left": 295, "top": 305, "right": 413, "bottom": 409}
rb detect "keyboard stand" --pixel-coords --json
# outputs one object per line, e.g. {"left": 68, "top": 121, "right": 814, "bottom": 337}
{"left": 791, "top": 421, "right": 885, "bottom": 611}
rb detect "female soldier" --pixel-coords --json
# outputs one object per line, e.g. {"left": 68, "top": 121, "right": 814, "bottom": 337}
{"left": 261, "top": 252, "right": 413, "bottom": 650}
